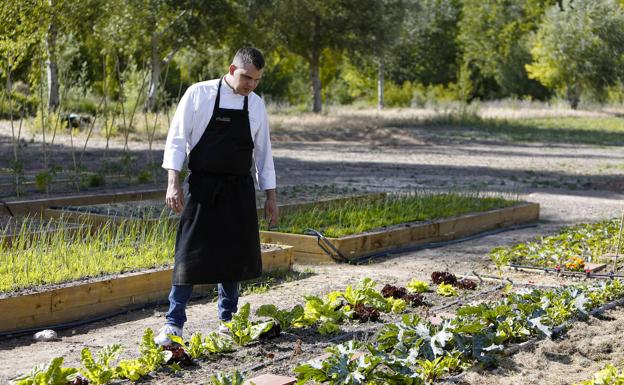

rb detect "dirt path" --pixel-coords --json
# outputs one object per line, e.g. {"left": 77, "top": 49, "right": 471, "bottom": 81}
{"left": 1, "top": 115, "right": 624, "bottom": 384}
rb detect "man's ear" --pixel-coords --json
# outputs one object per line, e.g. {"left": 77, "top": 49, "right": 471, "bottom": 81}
{"left": 228, "top": 64, "right": 237, "bottom": 75}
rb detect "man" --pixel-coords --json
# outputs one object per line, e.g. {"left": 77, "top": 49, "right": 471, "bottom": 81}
{"left": 156, "top": 47, "right": 278, "bottom": 345}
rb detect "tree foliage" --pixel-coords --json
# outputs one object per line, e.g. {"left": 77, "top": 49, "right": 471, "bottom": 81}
{"left": 525, "top": 0, "right": 624, "bottom": 107}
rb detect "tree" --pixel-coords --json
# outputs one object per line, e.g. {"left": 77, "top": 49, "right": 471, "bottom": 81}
{"left": 265, "top": 0, "right": 390, "bottom": 113}
{"left": 458, "top": 0, "right": 555, "bottom": 100}
{"left": 101, "top": 0, "right": 232, "bottom": 112}
{"left": 526, "top": 0, "right": 624, "bottom": 108}
{"left": 386, "top": 0, "right": 461, "bottom": 87}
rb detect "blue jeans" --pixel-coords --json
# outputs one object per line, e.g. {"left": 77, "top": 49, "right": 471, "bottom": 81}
{"left": 165, "top": 282, "right": 239, "bottom": 327}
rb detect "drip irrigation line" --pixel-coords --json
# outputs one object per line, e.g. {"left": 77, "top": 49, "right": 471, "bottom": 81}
{"left": 504, "top": 295, "right": 624, "bottom": 358}
{"left": 305, "top": 222, "right": 539, "bottom": 266}
{"left": 508, "top": 263, "right": 624, "bottom": 279}
{"left": 0, "top": 307, "right": 134, "bottom": 339}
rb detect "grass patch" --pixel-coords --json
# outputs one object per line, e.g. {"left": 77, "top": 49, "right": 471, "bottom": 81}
{"left": 261, "top": 192, "right": 520, "bottom": 238}
{"left": 428, "top": 113, "right": 624, "bottom": 146}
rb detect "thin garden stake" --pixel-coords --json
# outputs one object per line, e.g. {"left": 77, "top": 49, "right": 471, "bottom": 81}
{"left": 613, "top": 209, "right": 624, "bottom": 273}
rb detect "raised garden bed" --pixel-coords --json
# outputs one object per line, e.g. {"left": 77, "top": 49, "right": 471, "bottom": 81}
{"left": 489, "top": 218, "right": 622, "bottom": 275}
{"left": 0, "top": 243, "right": 293, "bottom": 334}
{"left": 42, "top": 185, "right": 383, "bottom": 228}
{"left": 0, "top": 215, "right": 85, "bottom": 247}
{"left": 260, "top": 192, "right": 540, "bottom": 263}
{"left": 0, "top": 187, "right": 166, "bottom": 216}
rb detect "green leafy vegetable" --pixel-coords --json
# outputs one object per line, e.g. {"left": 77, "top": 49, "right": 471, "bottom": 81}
{"left": 80, "top": 344, "right": 122, "bottom": 385}
{"left": 223, "top": 303, "right": 275, "bottom": 346}
{"left": 437, "top": 283, "right": 458, "bottom": 297}
{"left": 11, "top": 357, "right": 78, "bottom": 385}
{"left": 406, "top": 279, "right": 429, "bottom": 293}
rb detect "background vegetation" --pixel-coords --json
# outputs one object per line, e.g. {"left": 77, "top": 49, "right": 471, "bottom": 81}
{"left": 3, "top": 0, "right": 624, "bottom": 117}
{"left": 2, "top": 0, "right": 624, "bottom": 196}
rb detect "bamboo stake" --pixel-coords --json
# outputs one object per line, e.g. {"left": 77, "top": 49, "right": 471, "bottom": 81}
{"left": 613, "top": 209, "right": 624, "bottom": 273}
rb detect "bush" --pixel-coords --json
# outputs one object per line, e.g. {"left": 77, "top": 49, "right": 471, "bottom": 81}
{"left": 0, "top": 92, "right": 38, "bottom": 119}
{"left": 384, "top": 81, "right": 416, "bottom": 107}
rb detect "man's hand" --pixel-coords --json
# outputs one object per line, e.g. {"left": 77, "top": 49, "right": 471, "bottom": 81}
{"left": 166, "top": 169, "right": 185, "bottom": 214}
{"left": 264, "top": 189, "right": 279, "bottom": 227}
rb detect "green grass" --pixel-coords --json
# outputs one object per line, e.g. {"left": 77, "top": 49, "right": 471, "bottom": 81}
{"left": 261, "top": 192, "right": 520, "bottom": 238}
{"left": 428, "top": 113, "right": 624, "bottom": 146}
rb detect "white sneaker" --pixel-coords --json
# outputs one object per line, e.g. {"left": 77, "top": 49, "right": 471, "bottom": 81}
{"left": 218, "top": 323, "right": 230, "bottom": 336}
{"left": 154, "top": 324, "right": 183, "bottom": 346}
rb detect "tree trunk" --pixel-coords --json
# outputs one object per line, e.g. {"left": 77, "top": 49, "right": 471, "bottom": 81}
{"left": 310, "top": 51, "right": 322, "bottom": 113}
{"left": 45, "top": 10, "right": 60, "bottom": 111}
{"left": 146, "top": 32, "right": 161, "bottom": 112}
{"left": 377, "top": 57, "right": 384, "bottom": 111}
{"left": 566, "top": 84, "right": 580, "bottom": 110}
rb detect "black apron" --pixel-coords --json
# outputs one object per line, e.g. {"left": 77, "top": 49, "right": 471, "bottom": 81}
{"left": 172, "top": 79, "right": 262, "bottom": 285}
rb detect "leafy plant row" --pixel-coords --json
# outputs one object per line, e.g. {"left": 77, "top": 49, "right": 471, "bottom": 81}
{"left": 293, "top": 279, "right": 624, "bottom": 384}
{"left": 12, "top": 274, "right": 473, "bottom": 385}
{"left": 489, "top": 218, "right": 620, "bottom": 273}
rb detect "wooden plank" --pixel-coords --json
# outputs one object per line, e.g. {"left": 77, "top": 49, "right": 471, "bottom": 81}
{"left": 244, "top": 374, "right": 296, "bottom": 385}
{"left": 260, "top": 231, "right": 320, "bottom": 251}
{"left": 584, "top": 263, "right": 606, "bottom": 273}
{"left": 333, "top": 222, "right": 440, "bottom": 258}
{"left": 0, "top": 246, "right": 292, "bottom": 333}
{"left": 1, "top": 188, "right": 166, "bottom": 216}
{"left": 292, "top": 251, "right": 335, "bottom": 264}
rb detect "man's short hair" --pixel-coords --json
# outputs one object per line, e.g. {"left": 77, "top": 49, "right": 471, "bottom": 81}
{"left": 233, "top": 47, "right": 265, "bottom": 70}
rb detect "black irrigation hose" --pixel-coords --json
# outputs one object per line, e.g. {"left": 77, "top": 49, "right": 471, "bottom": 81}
{"left": 0, "top": 307, "right": 135, "bottom": 339}
{"left": 0, "top": 199, "right": 14, "bottom": 217}
{"left": 509, "top": 263, "right": 624, "bottom": 279}
{"left": 305, "top": 222, "right": 539, "bottom": 266}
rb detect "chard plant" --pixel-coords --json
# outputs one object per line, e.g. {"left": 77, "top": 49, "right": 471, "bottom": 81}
{"left": 223, "top": 303, "right": 275, "bottom": 346}
{"left": 11, "top": 357, "right": 78, "bottom": 385}
{"left": 207, "top": 371, "right": 246, "bottom": 385}
{"left": 79, "top": 344, "right": 122, "bottom": 385}
{"left": 575, "top": 364, "right": 624, "bottom": 385}
{"left": 255, "top": 304, "right": 304, "bottom": 330}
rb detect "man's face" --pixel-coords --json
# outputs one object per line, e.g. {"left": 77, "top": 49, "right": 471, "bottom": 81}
{"left": 229, "top": 63, "right": 263, "bottom": 96}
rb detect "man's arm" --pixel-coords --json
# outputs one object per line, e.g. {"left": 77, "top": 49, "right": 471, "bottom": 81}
{"left": 264, "top": 188, "right": 278, "bottom": 226}
{"left": 166, "top": 169, "right": 185, "bottom": 213}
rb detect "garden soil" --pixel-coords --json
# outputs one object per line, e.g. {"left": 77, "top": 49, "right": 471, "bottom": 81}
{"left": 2, "top": 113, "right": 624, "bottom": 384}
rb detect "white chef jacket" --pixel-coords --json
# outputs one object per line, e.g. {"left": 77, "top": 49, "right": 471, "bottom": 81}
{"left": 162, "top": 78, "right": 276, "bottom": 191}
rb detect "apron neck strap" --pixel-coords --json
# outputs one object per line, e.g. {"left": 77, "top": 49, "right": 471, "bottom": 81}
{"left": 216, "top": 77, "right": 249, "bottom": 113}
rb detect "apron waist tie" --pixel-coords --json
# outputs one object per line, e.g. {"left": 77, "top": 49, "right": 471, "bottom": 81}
{"left": 195, "top": 173, "right": 250, "bottom": 207}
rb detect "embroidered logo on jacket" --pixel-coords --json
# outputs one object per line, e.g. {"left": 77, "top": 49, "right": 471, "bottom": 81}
{"left": 215, "top": 116, "right": 231, "bottom": 122}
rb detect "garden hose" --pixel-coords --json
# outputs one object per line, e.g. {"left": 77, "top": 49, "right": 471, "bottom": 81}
{"left": 508, "top": 263, "right": 624, "bottom": 279}
{"left": 303, "top": 228, "right": 353, "bottom": 264}
{"left": 0, "top": 199, "right": 14, "bottom": 217}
